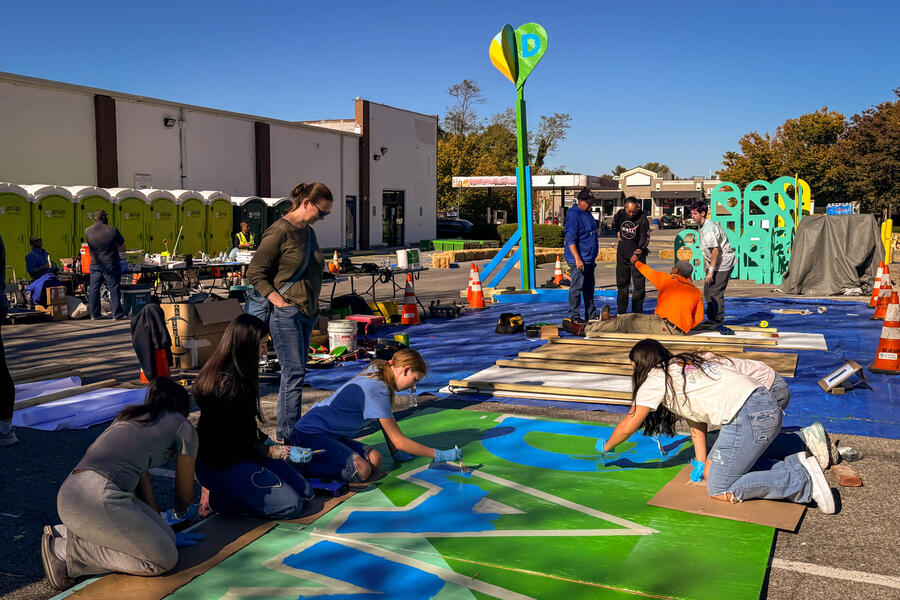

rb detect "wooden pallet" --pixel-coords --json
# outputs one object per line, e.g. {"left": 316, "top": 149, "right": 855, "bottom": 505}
{"left": 447, "top": 379, "right": 632, "bottom": 403}
{"left": 552, "top": 333, "right": 778, "bottom": 348}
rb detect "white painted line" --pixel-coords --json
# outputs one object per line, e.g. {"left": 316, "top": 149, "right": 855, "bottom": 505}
{"left": 771, "top": 559, "right": 900, "bottom": 589}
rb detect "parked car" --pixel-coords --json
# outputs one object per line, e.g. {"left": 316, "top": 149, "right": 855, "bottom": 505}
{"left": 658, "top": 214, "right": 682, "bottom": 229}
{"left": 682, "top": 216, "right": 699, "bottom": 229}
{"left": 436, "top": 218, "right": 473, "bottom": 238}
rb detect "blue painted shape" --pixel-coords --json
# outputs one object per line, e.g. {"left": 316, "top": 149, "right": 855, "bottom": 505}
{"left": 521, "top": 33, "right": 541, "bottom": 57}
{"left": 481, "top": 417, "right": 691, "bottom": 471}
{"left": 485, "top": 247, "right": 522, "bottom": 289}
{"left": 481, "top": 228, "right": 520, "bottom": 283}
{"left": 337, "top": 464, "right": 499, "bottom": 534}
{"left": 284, "top": 540, "right": 444, "bottom": 599}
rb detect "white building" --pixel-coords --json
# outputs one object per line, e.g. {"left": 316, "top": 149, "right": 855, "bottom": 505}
{"left": 0, "top": 72, "right": 436, "bottom": 249}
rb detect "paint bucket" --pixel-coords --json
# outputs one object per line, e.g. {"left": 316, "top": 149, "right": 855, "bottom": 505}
{"left": 327, "top": 319, "right": 358, "bottom": 352}
{"left": 396, "top": 249, "right": 409, "bottom": 269}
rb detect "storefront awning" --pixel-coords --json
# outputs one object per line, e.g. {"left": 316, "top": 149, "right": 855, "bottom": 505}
{"left": 651, "top": 190, "right": 701, "bottom": 200}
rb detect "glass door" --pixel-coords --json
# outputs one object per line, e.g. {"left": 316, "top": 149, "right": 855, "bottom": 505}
{"left": 382, "top": 191, "right": 405, "bottom": 247}
{"left": 345, "top": 195, "right": 356, "bottom": 249}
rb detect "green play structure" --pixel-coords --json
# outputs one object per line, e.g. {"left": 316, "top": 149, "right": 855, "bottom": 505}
{"left": 24, "top": 185, "right": 75, "bottom": 271}
{"left": 676, "top": 177, "right": 808, "bottom": 285}
{"left": 0, "top": 183, "right": 31, "bottom": 280}
{"left": 173, "top": 190, "right": 207, "bottom": 256}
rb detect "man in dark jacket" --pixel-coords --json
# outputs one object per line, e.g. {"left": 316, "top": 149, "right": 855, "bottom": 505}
{"left": 613, "top": 197, "right": 650, "bottom": 314}
{"left": 85, "top": 210, "right": 125, "bottom": 320}
{"left": 564, "top": 188, "right": 599, "bottom": 320}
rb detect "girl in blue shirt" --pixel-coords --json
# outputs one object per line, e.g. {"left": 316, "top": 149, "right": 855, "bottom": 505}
{"left": 290, "top": 349, "right": 462, "bottom": 482}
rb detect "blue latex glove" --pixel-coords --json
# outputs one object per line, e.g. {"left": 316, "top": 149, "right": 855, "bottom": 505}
{"left": 690, "top": 459, "right": 706, "bottom": 482}
{"left": 595, "top": 439, "right": 624, "bottom": 467}
{"left": 164, "top": 504, "right": 199, "bottom": 525}
{"left": 392, "top": 450, "right": 415, "bottom": 462}
{"left": 288, "top": 446, "right": 313, "bottom": 464}
{"left": 175, "top": 532, "right": 205, "bottom": 548}
{"left": 433, "top": 447, "right": 462, "bottom": 463}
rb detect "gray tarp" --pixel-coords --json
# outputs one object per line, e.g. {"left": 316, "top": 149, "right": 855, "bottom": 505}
{"left": 779, "top": 214, "right": 885, "bottom": 296}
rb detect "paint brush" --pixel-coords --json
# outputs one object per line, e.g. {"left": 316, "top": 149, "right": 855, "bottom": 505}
{"left": 455, "top": 445, "right": 467, "bottom": 476}
{"left": 655, "top": 436, "right": 667, "bottom": 456}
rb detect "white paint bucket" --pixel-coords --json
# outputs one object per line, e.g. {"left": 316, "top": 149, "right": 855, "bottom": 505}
{"left": 396, "top": 249, "right": 409, "bottom": 269}
{"left": 327, "top": 319, "right": 358, "bottom": 352}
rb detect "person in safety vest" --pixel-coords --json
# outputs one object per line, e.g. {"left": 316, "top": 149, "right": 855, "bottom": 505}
{"left": 234, "top": 222, "right": 256, "bottom": 250}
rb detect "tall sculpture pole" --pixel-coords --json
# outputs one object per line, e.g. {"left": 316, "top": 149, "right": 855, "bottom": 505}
{"left": 490, "top": 23, "right": 547, "bottom": 290}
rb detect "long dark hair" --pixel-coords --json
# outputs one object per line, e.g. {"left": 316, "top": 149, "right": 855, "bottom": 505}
{"left": 193, "top": 313, "right": 268, "bottom": 422}
{"left": 118, "top": 376, "right": 190, "bottom": 422}
{"left": 629, "top": 339, "right": 708, "bottom": 437}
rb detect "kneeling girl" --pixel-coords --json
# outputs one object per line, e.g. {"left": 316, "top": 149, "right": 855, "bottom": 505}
{"left": 290, "top": 349, "right": 461, "bottom": 482}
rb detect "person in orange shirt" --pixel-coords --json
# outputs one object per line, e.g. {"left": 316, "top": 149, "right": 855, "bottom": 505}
{"left": 586, "top": 253, "right": 703, "bottom": 336}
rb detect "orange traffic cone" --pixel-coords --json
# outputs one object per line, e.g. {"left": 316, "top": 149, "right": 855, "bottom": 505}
{"left": 870, "top": 291, "right": 900, "bottom": 374}
{"left": 466, "top": 263, "right": 475, "bottom": 305}
{"left": 140, "top": 348, "right": 170, "bottom": 384}
{"left": 469, "top": 264, "right": 486, "bottom": 309}
{"left": 553, "top": 256, "right": 563, "bottom": 284}
{"left": 873, "top": 272, "right": 893, "bottom": 320}
{"left": 401, "top": 273, "right": 420, "bottom": 325}
{"left": 870, "top": 262, "right": 885, "bottom": 307}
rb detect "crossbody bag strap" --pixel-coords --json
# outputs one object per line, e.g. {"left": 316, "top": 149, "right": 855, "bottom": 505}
{"left": 277, "top": 227, "right": 313, "bottom": 296}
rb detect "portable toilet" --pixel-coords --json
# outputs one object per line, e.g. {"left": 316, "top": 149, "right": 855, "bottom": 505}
{"left": 265, "top": 197, "right": 292, "bottom": 223}
{"left": 232, "top": 196, "right": 268, "bottom": 249}
{"left": 0, "top": 183, "right": 31, "bottom": 280}
{"left": 108, "top": 188, "right": 150, "bottom": 252}
{"left": 23, "top": 185, "right": 76, "bottom": 264}
{"left": 146, "top": 190, "right": 179, "bottom": 254}
{"left": 171, "top": 190, "right": 207, "bottom": 256}
{"left": 201, "top": 190, "right": 233, "bottom": 255}
{"left": 67, "top": 186, "right": 113, "bottom": 245}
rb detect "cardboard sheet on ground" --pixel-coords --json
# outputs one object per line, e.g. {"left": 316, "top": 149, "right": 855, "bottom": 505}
{"left": 62, "top": 495, "right": 352, "bottom": 600}
{"left": 169, "top": 409, "right": 776, "bottom": 600}
{"left": 648, "top": 465, "right": 806, "bottom": 530}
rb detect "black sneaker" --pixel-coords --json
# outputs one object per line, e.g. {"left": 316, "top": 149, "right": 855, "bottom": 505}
{"left": 41, "top": 526, "right": 73, "bottom": 591}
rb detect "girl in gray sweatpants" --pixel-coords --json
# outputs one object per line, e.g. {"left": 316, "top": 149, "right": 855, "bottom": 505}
{"left": 41, "top": 378, "right": 199, "bottom": 590}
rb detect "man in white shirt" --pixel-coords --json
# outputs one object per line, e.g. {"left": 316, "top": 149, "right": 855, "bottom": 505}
{"left": 690, "top": 200, "right": 735, "bottom": 329}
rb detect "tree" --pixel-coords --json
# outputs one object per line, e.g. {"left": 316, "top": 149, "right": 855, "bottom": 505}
{"left": 640, "top": 162, "right": 674, "bottom": 177}
{"left": 612, "top": 165, "right": 628, "bottom": 176}
{"left": 442, "top": 79, "right": 485, "bottom": 136}
{"left": 718, "top": 132, "right": 784, "bottom": 188}
{"left": 436, "top": 134, "right": 479, "bottom": 212}
{"left": 488, "top": 107, "right": 516, "bottom": 135}
{"left": 532, "top": 113, "right": 572, "bottom": 173}
{"left": 833, "top": 89, "right": 900, "bottom": 214}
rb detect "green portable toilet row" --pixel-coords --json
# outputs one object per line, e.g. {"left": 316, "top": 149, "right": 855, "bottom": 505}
{"left": 23, "top": 185, "right": 76, "bottom": 274}
{"left": 67, "top": 186, "right": 114, "bottom": 246}
{"left": 172, "top": 190, "right": 206, "bottom": 256}
{"left": 0, "top": 183, "right": 31, "bottom": 280}
{"left": 264, "top": 197, "right": 291, "bottom": 224}
{"left": 202, "top": 190, "right": 233, "bottom": 255}
{"left": 232, "top": 196, "right": 268, "bottom": 250}
{"left": 107, "top": 188, "right": 150, "bottom": 251}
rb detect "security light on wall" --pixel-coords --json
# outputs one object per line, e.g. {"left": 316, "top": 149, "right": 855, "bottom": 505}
{"left": 163, "top": 117, "right": 177, "bottom": 128}
{"left": 380, "top": 146, "right": 388, "bottom": 155}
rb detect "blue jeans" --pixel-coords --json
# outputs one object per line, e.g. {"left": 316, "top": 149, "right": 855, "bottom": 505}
{"left": 707, "top": 387, "right": 812, "bottom": 503}
{"left": 195, "top": 458, "right": 312, "bottom": 520}
{"left": 88, "top": 263, "right": 123, "bottom": 319}
{"left": 269, "top": 304, "right": 317, "bottom": 440}
{"left": 769, "top": 373, "right": 790, "bottom": 411}
{"left": 290, "top": 432, "right": 374, "bottom": 483}
{"left": 567, "top": 262, "right": 597, "bottom": 320}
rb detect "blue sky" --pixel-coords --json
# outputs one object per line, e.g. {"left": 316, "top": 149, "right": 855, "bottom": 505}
{"left": 2, "top": 0, "right": 898, "bottom": 178}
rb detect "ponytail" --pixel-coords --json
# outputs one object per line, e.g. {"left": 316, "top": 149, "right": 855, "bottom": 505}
{"left": 365, "top": 348, "right": 427, "bottom": 404}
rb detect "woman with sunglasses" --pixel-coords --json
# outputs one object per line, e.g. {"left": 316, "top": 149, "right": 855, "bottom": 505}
{"left": 247, "top": 182, "right": 332, "bottom": 440}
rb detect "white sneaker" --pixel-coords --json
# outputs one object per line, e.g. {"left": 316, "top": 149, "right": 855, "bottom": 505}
{"left": 799, "top": 422, "right": 832, "bottom": 471}
{"left": 801, "top": 455, "right": 836, "bottom": 514}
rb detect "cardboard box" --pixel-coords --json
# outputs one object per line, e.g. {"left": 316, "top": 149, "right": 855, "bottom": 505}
{"left": 37, "top": 302, "right": 69, "bottom": 321}
{"left": 46, "top": 286, "right": 67, "bottom": 306}
{"left": 162, "top": 299, "right": 243, "bottom": 369}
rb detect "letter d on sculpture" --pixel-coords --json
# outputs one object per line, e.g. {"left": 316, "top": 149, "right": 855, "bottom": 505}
{"left": 521, "top": 33, "right": 540, "bottom": 57}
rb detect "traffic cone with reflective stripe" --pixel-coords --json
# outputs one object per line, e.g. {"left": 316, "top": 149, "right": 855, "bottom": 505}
{"left": 870, "top": 291, "right": 900, "bottom": 374}
{"left": 466, "top": 263, "right": 475, "bottom": 305}
{"left": 873, "top": 272, "right": 893, "bottom": 320}
{"left": 140, "top": 348, "right": 170, "bottom": 384}
{"left": 401, "top": 274, "right": 420, "bottom": 325}
{"left": 469, "top": 264, "right": 486, "bottom": 309}
{"left": 553, "top": 256, "right": 563, "bottom": 284}
{"left": 870, "top": 262, "right": 885, "bottom": 307}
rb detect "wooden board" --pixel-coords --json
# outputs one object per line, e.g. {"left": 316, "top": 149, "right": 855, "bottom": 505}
{"left": 10, "top": 362, "right": 74, "bottom": 383}
{"left": 496, "top": 358, "right": 630, "bottom": 375}
{"left": 729, "top": 325, "right": 778, "bottom": 336}
{"left": 448, "top": 379, "right": 632, "bottom": 402}
{"left": 551, "top": 334, "right": 778, "bottom": 348}
{"left": 519, "top": 348, "right": 798, "bottom": 377}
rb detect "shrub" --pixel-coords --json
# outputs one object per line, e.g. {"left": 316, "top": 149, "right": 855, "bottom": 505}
{"left": 497, "top": 224, "right": 564, "bottom": 247}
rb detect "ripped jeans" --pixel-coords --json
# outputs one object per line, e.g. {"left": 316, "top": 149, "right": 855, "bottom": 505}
{"left": 707, "top": 387, "right": 813, "bottom": 503}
